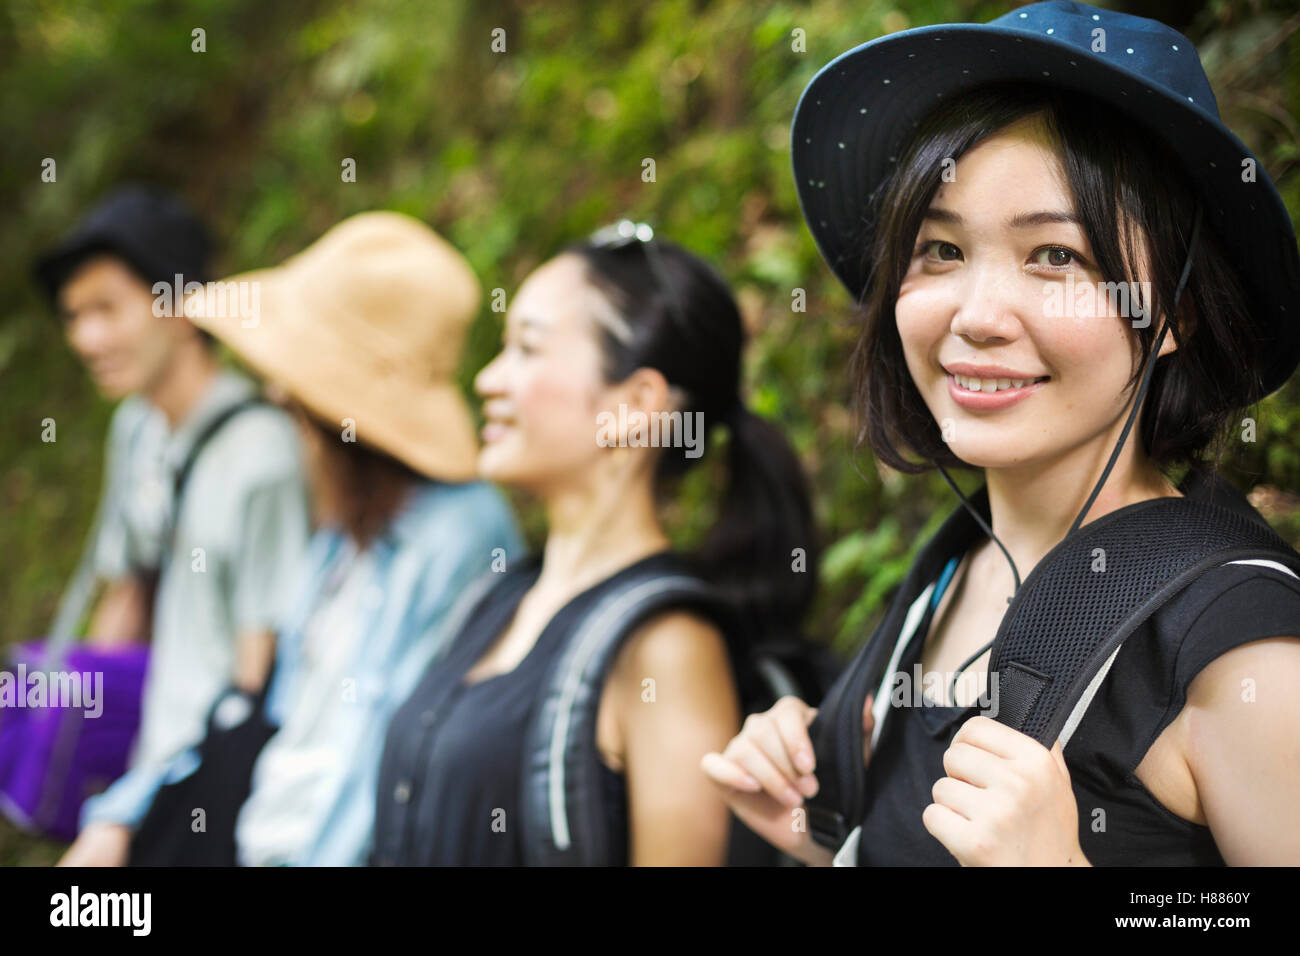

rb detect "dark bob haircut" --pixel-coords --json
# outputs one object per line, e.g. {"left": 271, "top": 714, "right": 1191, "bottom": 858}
{"left": 851, "top": 81, "right": 1265, "bottom": 477}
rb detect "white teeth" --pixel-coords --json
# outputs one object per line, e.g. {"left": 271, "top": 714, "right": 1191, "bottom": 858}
{"left": 953, "top": 374, "right": 1043, "bottom": 392}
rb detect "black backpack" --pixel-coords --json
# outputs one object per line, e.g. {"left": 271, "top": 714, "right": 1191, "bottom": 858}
{"left": 804, "top": 469, "right": 1300, "bottom": 856}
{"left": 425, "top": 563, "right": 831, "bottom": 866}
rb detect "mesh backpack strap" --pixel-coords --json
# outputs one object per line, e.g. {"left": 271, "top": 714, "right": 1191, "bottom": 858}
{"left": 804, "top": 490, "right": 988, "bottom": 851}
{"left": 520, "top": 570, "right": 734, "bottom": 866}
{"left": 986, "top": 495, "right": 1300, "bottom": 748}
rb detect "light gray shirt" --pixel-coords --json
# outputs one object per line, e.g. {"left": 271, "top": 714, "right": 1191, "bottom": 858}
{"left": 87, "top": 369, "right": 310, "bottom": 778}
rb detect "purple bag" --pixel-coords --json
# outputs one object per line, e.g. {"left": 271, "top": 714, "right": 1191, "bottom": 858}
{"left": 0, "top": 641, "right": 148, "bottom": 841}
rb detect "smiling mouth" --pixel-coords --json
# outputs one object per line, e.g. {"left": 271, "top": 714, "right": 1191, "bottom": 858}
{"left": 951, "top": 373, "right": 1050, "bottom": 393}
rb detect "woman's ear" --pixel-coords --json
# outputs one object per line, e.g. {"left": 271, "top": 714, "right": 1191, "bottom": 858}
{"left": 1156, "top": 298, "right": 1197, "bottom": 359}
{"left": 618, "top": 366, "right": 673, "bottom": 416}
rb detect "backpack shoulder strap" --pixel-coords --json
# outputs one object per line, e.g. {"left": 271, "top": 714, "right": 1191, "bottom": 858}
{"left": 520, "top": 568, "right": 734, "bottom": 866}
{"left": 987, "top": 495, "right": 1300, "bottom": 748}
{"left": 172, "top": 398, "right": 265, "bottom": 502}
{"left": 808, "top": 483, "right": 1300, "bottom": 855}
{"left": 805, "top": 490, "right": 987, "bottom": 850}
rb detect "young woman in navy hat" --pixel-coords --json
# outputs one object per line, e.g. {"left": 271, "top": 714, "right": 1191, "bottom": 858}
{"left": 704, "top": 0, "right": 1300, "bottom": 865}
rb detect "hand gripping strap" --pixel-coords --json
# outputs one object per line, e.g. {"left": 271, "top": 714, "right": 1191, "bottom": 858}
{"left": 520, "top": 571, "right": 736, "bottom": 866}
{"left": 807, "top": 489, "right": 1300, "bottom": 853}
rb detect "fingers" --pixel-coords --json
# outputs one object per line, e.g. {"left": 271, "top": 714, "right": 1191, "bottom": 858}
{"left": 941, "top": 740, "right": 1001, "bottom": 789}
{"left": 920, "top": 800, "right": 969, "bottom": 863}
{"left": 951, "top": 714, "right": 1032, "bottom": 760}
{"left": 771, "top": 698, "right": 817, "bottom": 776}
{"left": 931, "top": 774, "right": 986, "bottom": 822}
{"left": 707, "top": 697, "right": 819, "bottom": 808}
{"left": 701, "top": 751, "right": 760, "bottom": 792}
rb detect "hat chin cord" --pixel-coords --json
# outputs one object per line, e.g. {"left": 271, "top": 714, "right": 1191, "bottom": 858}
{"left": 932, "top": 204, "right": 1204, "bottom": 701}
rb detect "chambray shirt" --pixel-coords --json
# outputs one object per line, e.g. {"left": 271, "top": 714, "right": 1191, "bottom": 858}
{"left": 85, "top": 478, "right": 522, "bottom": 866}
{"left": 80, "top": 370, "right": 311, "bottom": 829}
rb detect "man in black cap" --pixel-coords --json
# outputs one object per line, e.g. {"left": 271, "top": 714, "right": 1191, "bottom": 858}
{"left": 34, "top": 185, "right": 310, "bottom": 865}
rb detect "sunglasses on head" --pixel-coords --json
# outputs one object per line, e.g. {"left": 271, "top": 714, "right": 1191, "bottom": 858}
{"left": 587, "top": 219, "right": 692, "bottom": 339}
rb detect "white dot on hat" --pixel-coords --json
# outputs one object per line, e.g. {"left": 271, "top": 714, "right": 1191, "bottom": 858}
{"left": 806, "top": 137, "right": 811, "bottom": 143}
{"left": 1188, "top": 96, "right": 1195, "bottom": 102}
{"left": 1018, "top": 11, "right": 1027, "bottom": 16}
{"left": 1046, "top": 28, "right": 1054, "bottom": 34}
{"left": 1042, "top": 71, "right": 1050, "bottom": 76}
{"left": 838, "top": 142, "right": 845, "bottom": 149}
{"left": 859, "top": 108, "right": 867, "bottom": 114}
{"left": 883, "top": 78, "right": 890, "bottom": 84}
{"left": 1070, "top": 60, "right": 1077, "bottom": 66}
{"left": 1092, "top": 13, "right": 1100, "bottom": 20}
{"left": 1126, "top": 48, "right": 1134, "bottom": 54}
{"left": 1172, "top": 44, "right": 1179, "bottom": 51}
{"left": 962, "top": 69, "right": 969, "bottom": 74}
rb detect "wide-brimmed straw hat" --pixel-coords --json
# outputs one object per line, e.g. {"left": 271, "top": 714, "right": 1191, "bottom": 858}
{"left": 791, "top": 0, "right": 1300, "bottom": 401}
{"left": 186, "top": 210, "right": 482, "bottom": 481}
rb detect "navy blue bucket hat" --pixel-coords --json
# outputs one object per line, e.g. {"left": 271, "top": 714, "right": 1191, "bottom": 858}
{"left": 33, "top": 184, "right": 212, "bottom": 308}
{"left": 791, "top": 0, "right": 1300, "bottom": 400}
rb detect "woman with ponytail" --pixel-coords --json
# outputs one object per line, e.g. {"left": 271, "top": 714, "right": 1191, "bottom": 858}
{"left": 371, "top": 222, "right": 819, "bottom": 866}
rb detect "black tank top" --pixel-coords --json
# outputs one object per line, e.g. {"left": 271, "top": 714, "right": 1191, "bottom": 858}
{"left": 372, "top": 550, "right": 694, "bottom": 866}
{"left": 855, "top": 552, "right": 1300, "bottom": 865}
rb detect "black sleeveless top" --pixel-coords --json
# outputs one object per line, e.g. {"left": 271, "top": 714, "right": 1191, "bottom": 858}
{"left": 372, "top": 550, "right": 695, "bottom": 866}
{"left": 855, "top": 550, "right": 1300, "bottom": 866}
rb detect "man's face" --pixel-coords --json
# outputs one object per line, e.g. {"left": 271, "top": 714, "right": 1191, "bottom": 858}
{"left": 58, "top": 255, "right": 179, "bottom": 400}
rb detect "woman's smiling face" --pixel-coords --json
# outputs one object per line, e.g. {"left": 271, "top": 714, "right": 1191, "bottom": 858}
{"left": 895, "top": 113, "right": 1174, "bottom": 471}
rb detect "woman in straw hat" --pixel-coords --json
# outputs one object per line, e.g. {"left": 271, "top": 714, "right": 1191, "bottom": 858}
{"left": 704, "top": 1, "right": 1300, "bottom": 865}
{"left": 371, "top": 223, "right": 824, "bottom": 865}
{"left": 64, "top": 211, "right": 522, "bottom": 866}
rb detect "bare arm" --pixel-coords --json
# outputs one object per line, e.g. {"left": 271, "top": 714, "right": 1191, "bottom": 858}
{"left": 1186, "top": 636, "right": 1300, "bottom": 865}
{"left": 232, "top": 627, "right": 277, "bottom": 692}
{"left": 599, "top": 610, "right": 740, "bottom": 866}
{"left": 86, "top": 577, "right": 151, "bottom": 648}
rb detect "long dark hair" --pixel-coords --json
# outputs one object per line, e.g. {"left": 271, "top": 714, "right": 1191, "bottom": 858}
{"left": 289, "top": 398, "right": 422, "bottom": 548}
{"left": 567, "top": 237, "right": 819, "bottom": 655}
{"left": 851, "top": 81, "right": 1262, "bottom": 479}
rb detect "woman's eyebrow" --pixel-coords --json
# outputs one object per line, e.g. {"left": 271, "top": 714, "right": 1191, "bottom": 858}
{"left": 508, "top": 314, "right": 549, "bottom": 333}
{"left": 921, "top": 207, "right": 1080, "bottom": 228}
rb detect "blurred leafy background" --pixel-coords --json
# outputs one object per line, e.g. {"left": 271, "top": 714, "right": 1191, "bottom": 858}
{"left": 2, "top": 0, "right": 1298, "bottom": 864}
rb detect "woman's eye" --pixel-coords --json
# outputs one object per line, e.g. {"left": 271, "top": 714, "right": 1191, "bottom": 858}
{"left": 1032, "top": 246, "right": 1084, "bottom": 269}
{"left": 920, "top": 240, "right": 962, "bottom": 262}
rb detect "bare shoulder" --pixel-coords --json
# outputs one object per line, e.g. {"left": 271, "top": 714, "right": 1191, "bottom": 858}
{"left": 1180, "top": 636, "right": 1300, "bottom": 863}
{"left": 612, "top": 609, "right": 731, "bottom": 676}
{"left": 1186, "top": 635, "right": 1300, "bottom": 711}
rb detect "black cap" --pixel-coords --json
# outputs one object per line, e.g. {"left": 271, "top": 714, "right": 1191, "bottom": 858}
{"left": 32, "top": 184, "right": 213, "bottom": 308}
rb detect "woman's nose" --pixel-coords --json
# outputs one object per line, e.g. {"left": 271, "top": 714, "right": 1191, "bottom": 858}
{"left": 474, "top": 353, "right": 504, "bottom": 397}
{"left": 948, "top": 265, "right": 1025, "bottom": 343}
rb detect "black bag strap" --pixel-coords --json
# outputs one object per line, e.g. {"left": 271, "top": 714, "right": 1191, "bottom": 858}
{"left": 987, "top": 495, "right": 1300, "bottom": 745}
{"left": 172, "top": 398, "right": 266, "bottom": 511}
{"left": 806, "top": 476, "right": 1300, "bottom": 852}
{"left": 126, "top": 397, "right": 266, "bottom": 579}
{"left": 805, "top": 488, "right": 988, "bottom": 849}
{"left": 520, "top": 569, "right": 737, "bottom": 866}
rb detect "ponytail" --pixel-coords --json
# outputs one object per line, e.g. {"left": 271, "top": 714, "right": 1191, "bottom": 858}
{"left": 693, "top": 403, "right": 818, "bottom": 650}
